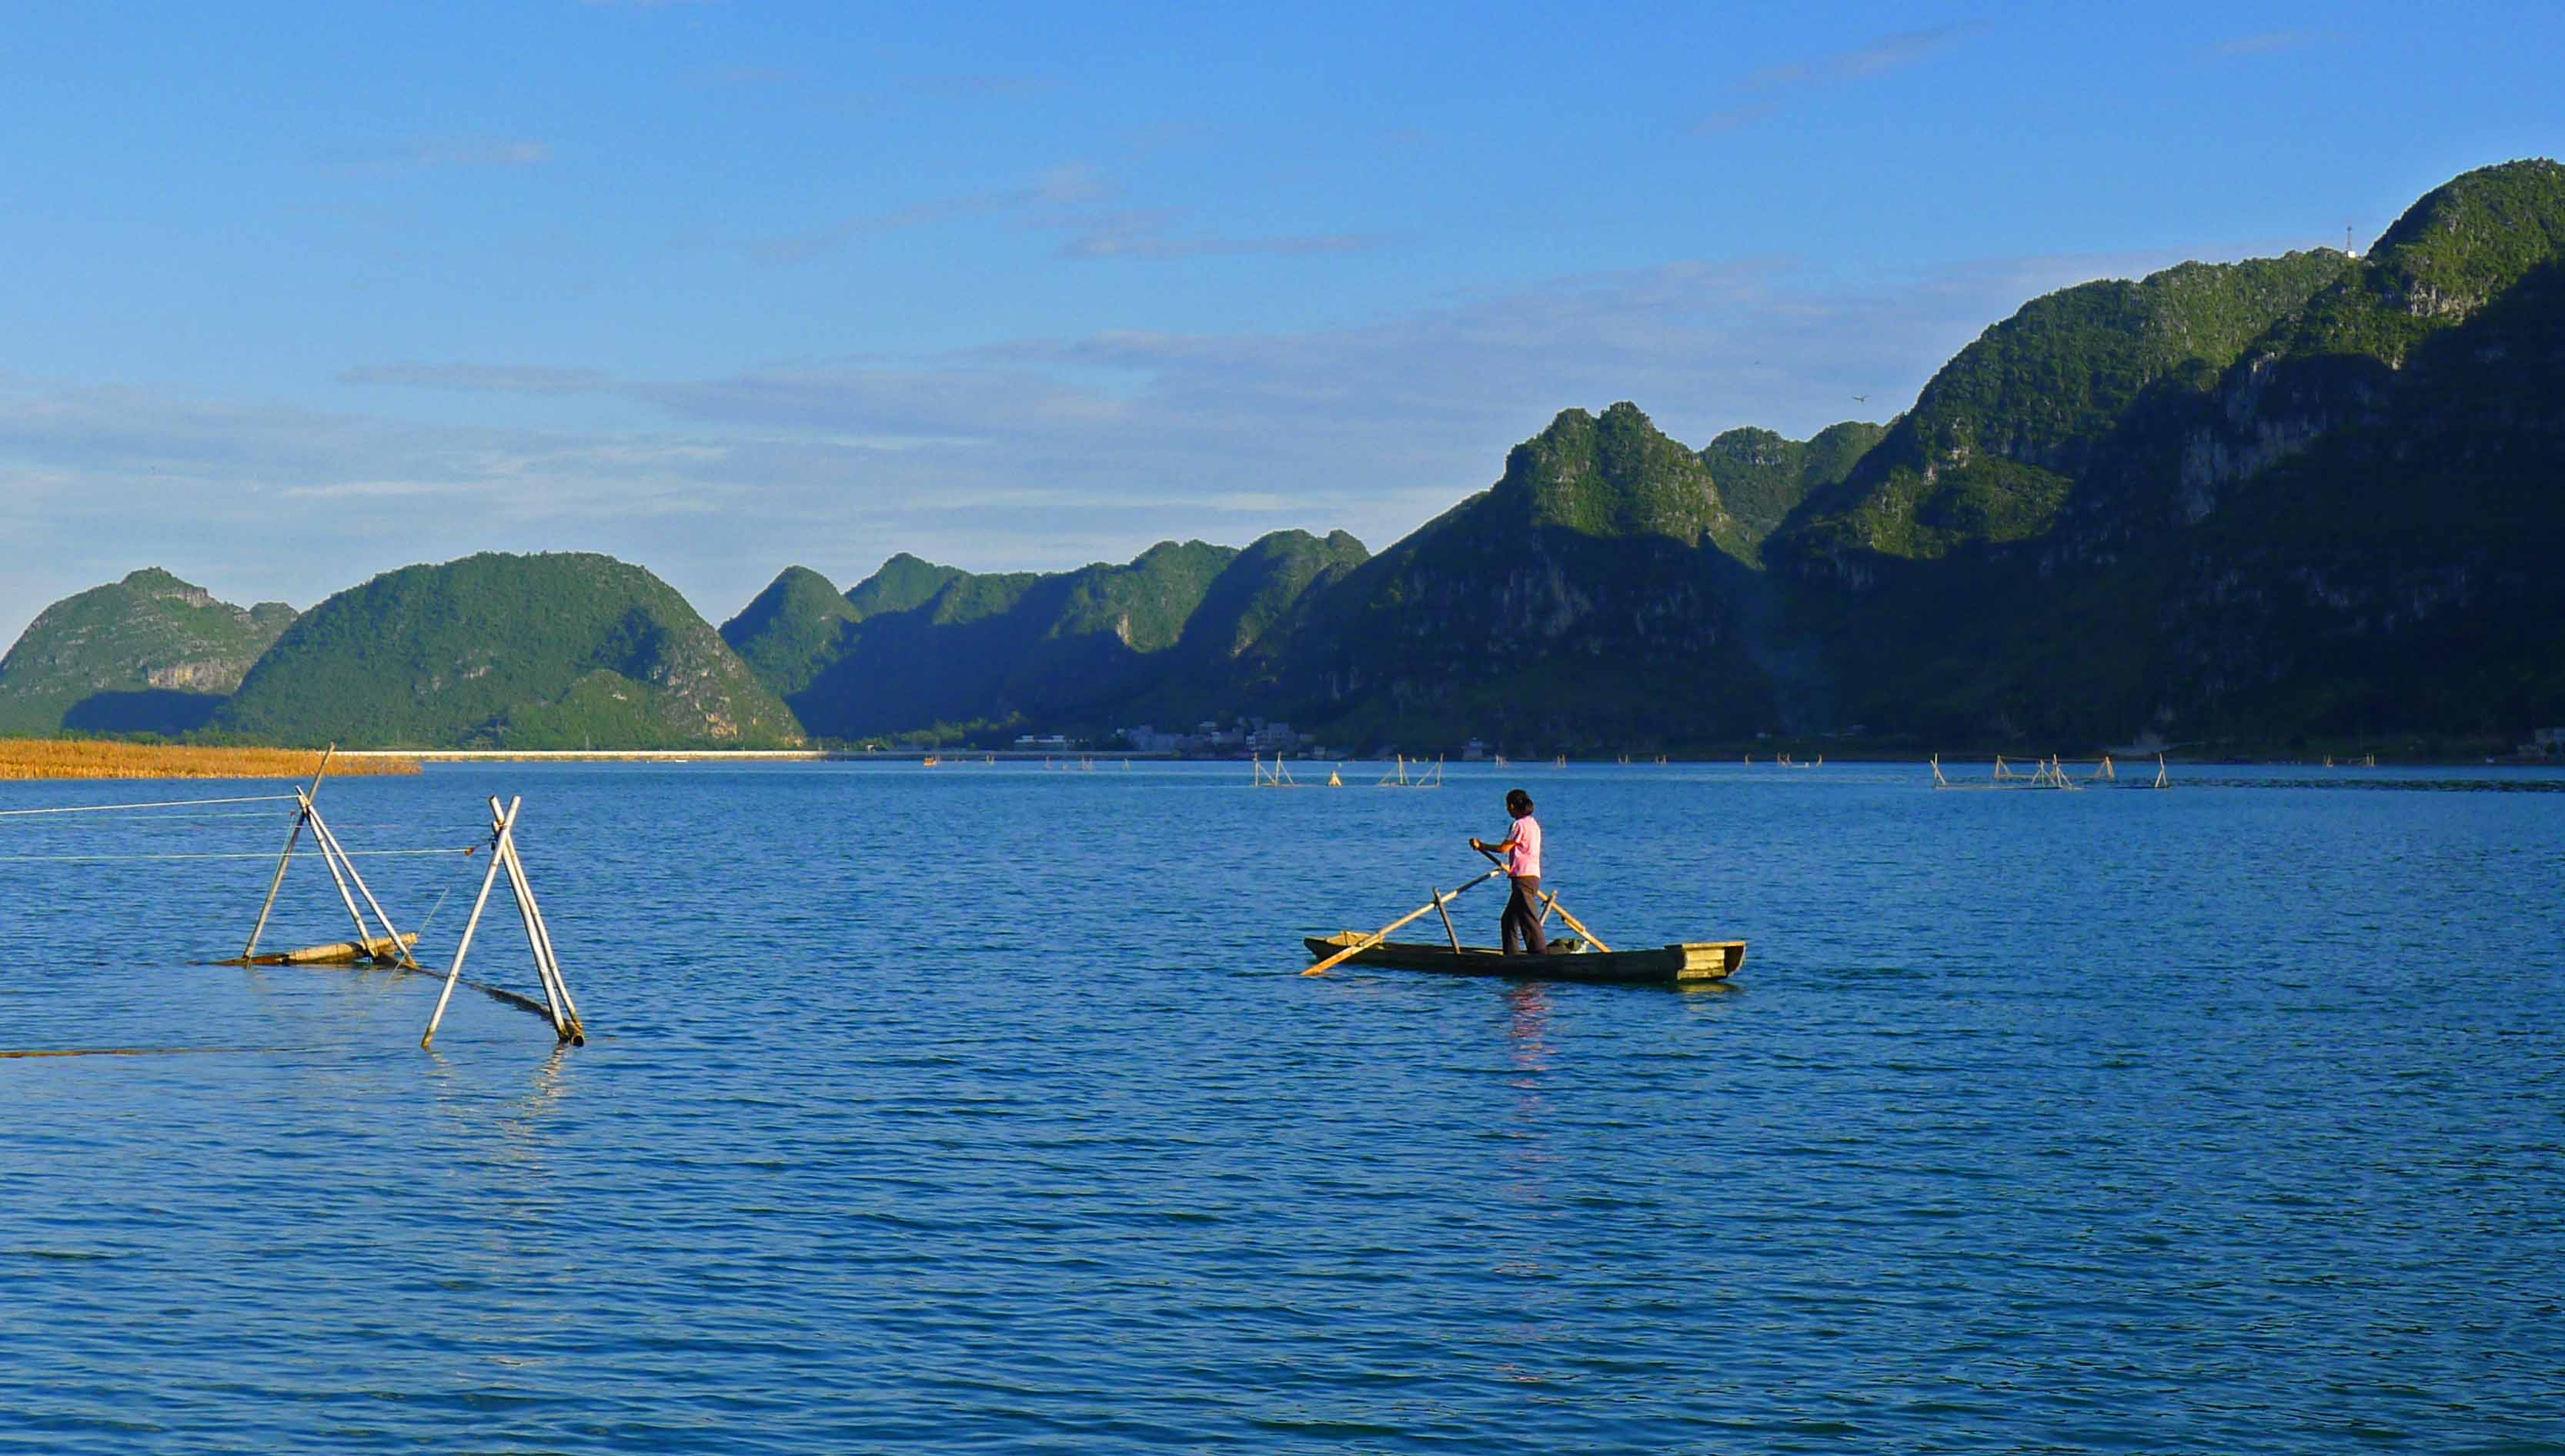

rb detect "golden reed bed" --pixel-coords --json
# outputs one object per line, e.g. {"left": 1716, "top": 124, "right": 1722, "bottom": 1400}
{"left": 0, "top": 740, "right": 420, "bottom": 781}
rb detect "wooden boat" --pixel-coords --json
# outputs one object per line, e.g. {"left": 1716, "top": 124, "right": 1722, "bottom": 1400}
{"left": 1302, "top": 932, "right": 1744, "bottom": 986}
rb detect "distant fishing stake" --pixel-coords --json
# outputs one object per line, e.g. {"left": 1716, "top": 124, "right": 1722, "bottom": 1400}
{"left": 240, "top": 746, "right": 426, "bottom": 971}
{"left": 420, "top": 794, "right": 585, "bottom": 1048}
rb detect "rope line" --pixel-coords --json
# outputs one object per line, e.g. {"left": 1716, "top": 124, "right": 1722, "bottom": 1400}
{"left": 0, "top": 847, "right": 474, "bottom": 863}
{"left": 0, "top": 793, "right": 301, "bottom": 818}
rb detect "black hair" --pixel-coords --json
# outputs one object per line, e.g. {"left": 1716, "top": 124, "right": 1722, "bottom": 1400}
{"left": 1505, "top": 789, "right": 1533, "bottom": 815}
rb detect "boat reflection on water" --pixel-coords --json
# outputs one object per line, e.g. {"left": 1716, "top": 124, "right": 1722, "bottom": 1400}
{"left": 1503, "top": 980, "right": 1552, "bottom": 1084}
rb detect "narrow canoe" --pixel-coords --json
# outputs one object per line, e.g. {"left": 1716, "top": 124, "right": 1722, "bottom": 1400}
{"left": 1302, "top": 933, "right": 1745, "bottom": 985}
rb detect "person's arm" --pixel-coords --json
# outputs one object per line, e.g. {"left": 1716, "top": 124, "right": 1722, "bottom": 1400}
{"left": 1469, "top": 833, "right": 1519, "bottom": 853}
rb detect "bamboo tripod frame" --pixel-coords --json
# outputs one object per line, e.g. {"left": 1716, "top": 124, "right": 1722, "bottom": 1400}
{"left": 420, "top": 796, "right": 584, "bottom": 1047}
{"left": 243, "top": 746, "right": 422, "bottom": 970}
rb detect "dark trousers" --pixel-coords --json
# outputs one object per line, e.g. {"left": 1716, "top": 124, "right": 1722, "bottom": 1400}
{"left": 1501, "top": 876, "right": 1548, "bottom": 956}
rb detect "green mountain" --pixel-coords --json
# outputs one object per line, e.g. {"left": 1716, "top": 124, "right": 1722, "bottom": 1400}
{"left": 0, "top": 569, "right": 296, "bottom": 736}
{"left": 720, "top": 566, "right": 858, "bottom": 699}
{"left": 1272, "top": 402, "right": 1776, "bottom": 751}
{"left": 31, "top": 162, "right": 2558, "bottom": 756}
{"left": 1786, "top": 249, "right": 2360, "bottom": 563}
{"left": 844, "top": 553, "right": 966, "bottom": 619}
{"left": 1110, "top": 529, "right": 1371, "bottom": 722}
{"left": 736, "top": 534, "right": 1366, "bottom": 740}
{"left": 1700, "top": 420, "right": 1887, "bottom": 560}
{"left": 218, "top": 552, "right": 802, "bottom": 748}
{"left": 1771, "top": 159, "right": 2565, "bottom": 745}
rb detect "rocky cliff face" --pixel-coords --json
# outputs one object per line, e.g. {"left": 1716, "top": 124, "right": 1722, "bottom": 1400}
{"left": 1764, "top": 159, "right": 2565, "bottom": 744}
{"left": 1275, "top": 404, "right": 1779, "bottom": 750}
{"left": 0, "top": 569, "right": 297, "bottom": 735}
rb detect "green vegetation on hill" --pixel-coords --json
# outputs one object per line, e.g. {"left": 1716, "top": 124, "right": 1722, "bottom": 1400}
{"left": 219, "top": 552, "right": 801, "bottom": 748}
{"left": 723, "top": 533, "right": 1374, "bottom": 741}
{"left": 1277, "top": 403, "right": 1776, "bottom": 752}
{"left": 720, "top": 566, "right": 858, "bottom": 698}
{"left": 2276, "top": 159, "right": 2565, "bottom": 365}
{"left": 1791, "top": 250, "right": 2356, "bottom": 560}
{"left": 1766, "top": 159, "right": 2565, "bottom": 746}
{"left": 756, "top": 540, "right": 1241, "bottom": 738}
{"left": 1701, "top": 420, "right": 1885, "bottom": 559}
{"left": 0, "top": 569, "right": 296, "bottom": 736}
{"left": 845, "top": 553, "right": 967, "bottom": 620}
{"left": 1508, "top": 402, "right": 1740, "bottom": 552}
{"left": 22, "top": 162, "right": 2559, "bottom": 756}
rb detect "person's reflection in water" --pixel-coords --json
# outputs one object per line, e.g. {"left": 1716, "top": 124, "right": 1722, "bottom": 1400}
{"left": 1490, "top": 979, "right": 1561, "bottom": 1385}
{"left": 1504, "top": 980, "right": 1552, "bottom": 1083}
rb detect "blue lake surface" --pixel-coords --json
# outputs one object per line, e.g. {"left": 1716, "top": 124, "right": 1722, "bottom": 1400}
{"left": 3, "top": 760, "right": 2562, "bottom": 1452}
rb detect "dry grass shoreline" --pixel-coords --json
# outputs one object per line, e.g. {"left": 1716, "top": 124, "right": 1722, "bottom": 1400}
{"left": 0, "top": 740, "right": 421, "bottom": 781}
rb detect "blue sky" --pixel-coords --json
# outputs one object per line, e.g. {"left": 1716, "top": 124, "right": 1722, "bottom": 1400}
{"left": 3, "top": 0, "right": 2560, "bottom": 642}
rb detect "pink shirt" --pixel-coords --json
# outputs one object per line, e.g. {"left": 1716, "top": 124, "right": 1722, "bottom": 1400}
{"left": 1507, "top": 815, "right": 1542, "bottom": 878}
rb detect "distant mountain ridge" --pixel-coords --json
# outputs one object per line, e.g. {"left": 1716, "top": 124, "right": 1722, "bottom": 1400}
{"left": 723, "top": 532, "right": 1370, "bottom": 740}
{"left": 1765, "top": 159, "right": 2565, "bottom": 744}
{"left": 0, "top": 569, "right": 295, "bottom": 736}
{"left": 219, "top": 552, "right": 800, "bottom": 748}
{"left": 11, "top": 161, "right": 2559, "bottom": 754}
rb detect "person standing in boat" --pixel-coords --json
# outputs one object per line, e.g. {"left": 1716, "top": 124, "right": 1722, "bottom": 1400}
{"left": 1470, "top": 789, "right": 1548, "bottom": 956}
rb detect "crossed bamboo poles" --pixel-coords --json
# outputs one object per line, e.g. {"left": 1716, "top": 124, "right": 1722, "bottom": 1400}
{"left": 1300, "top": 846, "right": 1611, "bottom": 977}
{"left": 244, "top": 746, "right": 422, "bottom": 971}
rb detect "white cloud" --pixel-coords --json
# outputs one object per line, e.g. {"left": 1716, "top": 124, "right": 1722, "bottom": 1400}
{"left": 1698, "top": 22, "right": 1986, "bottom": 135}
{"left": 0, "top": 243, "right": 2249, "bottom": 646}
{"left": 2205, "top": 31, "right": 2334, "bottom": 58}
{"left": 750, "top": 162, "right": 1384, "bottom": 264}
{"left": 319, "top": 139, "right": 552, "bottom": 172}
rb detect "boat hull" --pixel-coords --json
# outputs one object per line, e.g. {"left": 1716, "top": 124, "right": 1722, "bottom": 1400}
{"left": 1301, "top": 933, "right": 1744, "bottom": 985}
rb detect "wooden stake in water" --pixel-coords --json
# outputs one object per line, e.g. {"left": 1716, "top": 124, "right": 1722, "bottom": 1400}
{"left": 420, "top": 798, "right": 516, "bottom": 1049}
{"left": 244, "top": 745, "right": 336, "bottom": 961}
{"left": 419, "top": 796, "right": 585, "bottom": 1048}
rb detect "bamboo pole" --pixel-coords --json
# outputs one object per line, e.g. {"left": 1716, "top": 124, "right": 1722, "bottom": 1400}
{"left": 243, "top": 746, "right": 336, "bottom": 960}
{"left": 306, "top": 792, "right": 379, "bottom": 946}
{"left": 1301, "top": 868, "right": 1505, "bottom": 977}
{"left": 501, "top": 840, "right": 569, "bottom": 1036}
{"left": 510, "top": 836, "right": 575, "bottom": 1024}
{"left": 420, "top": 797, "right": 518, "bottom": 1048}
{"left": 1537, "top": 891, "right": 1611, "bottom": 953}
{"left": 1432, "top": 888, "right": 1461, "bottom": 953}
{"left": 485, "top": 797, "right": 569, "bottom": 1040}
{"left": 496, "top": 796, "right": 579, "bottom": 1036}
{"left": 242, "top": 816, "right": 306, "bottom": 961}
{"left": 308, "top": 807, "right": 419, "bottom": 970}
{"left": 496, "top": 813, "right": 579, "bottom": 1040}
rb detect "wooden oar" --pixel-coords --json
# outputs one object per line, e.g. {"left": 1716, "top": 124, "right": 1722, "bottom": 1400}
{"left": 1476, "top": 846, "right": 1612, "bottom": 953}
{"left": 1301, "top": 867, "right": 1505, "bottom": 977}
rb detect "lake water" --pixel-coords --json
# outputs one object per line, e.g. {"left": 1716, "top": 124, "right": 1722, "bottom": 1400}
{"left": 3, "top": 760, "right": 2561, "bottom": 1452}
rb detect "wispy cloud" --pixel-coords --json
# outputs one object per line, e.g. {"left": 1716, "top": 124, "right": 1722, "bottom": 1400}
{"left": 752, "top": 162, "right": 1383, "bottom": 264}
{"left": 1695, "top": 104, "right": 1779, "bottom": 135}
{"left": 901, "top": 73, "right": 1064, "bottom": 100}
{"left": 338, "top": 364, "right": 616, "bottom": 394}
{"left": 8, "top": 239, "right": 2281, "bottom": 645}
{"left": 319, "top": 138, "right": 551, "bottom": 172}
{"left": 1695, "top": 22, "right": 1985, "bottom": 135}
{"left": 695, "top": 64, "right": 797, "bottom": 88}
{"left": 2204, "top": 30, "right": 2333, "bottom": 58}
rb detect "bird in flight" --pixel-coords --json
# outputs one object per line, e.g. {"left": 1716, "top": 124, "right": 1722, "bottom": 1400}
{"left": 1852, "top": 393, "right": 1869, "bottom": 402}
